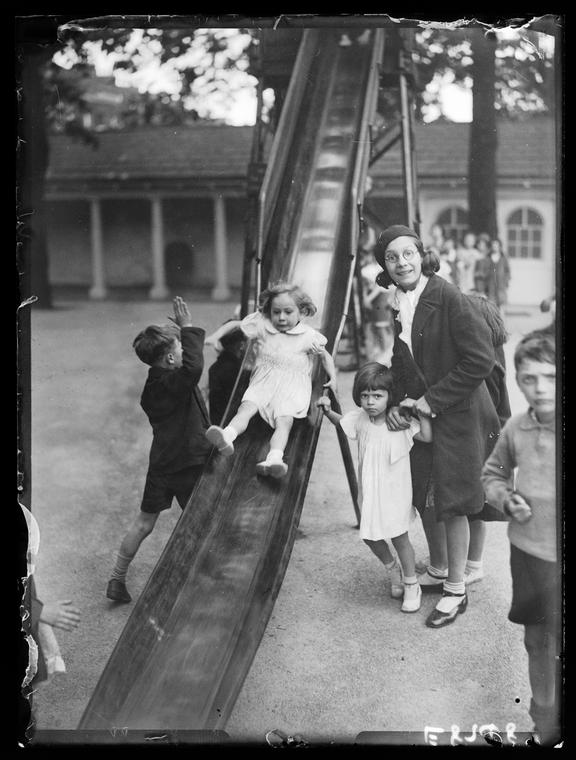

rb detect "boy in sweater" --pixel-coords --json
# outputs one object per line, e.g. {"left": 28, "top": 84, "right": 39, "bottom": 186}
{"left": 106, "top": 297, "right": 211, "bottom": 603}
{"left": 481, "top": 331, "right": 560, "bottom": 745}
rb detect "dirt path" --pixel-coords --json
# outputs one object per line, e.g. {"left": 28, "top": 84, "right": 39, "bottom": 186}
{"left": 26, "top": 298, "right": 554, "bottom": 746}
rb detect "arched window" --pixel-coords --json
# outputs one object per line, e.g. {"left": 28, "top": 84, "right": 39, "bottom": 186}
{"left": 506, "top": 207, "right": 543, "bottom": 259}
{"left": 436, "top": 207, "right": 469, "bottom": 244}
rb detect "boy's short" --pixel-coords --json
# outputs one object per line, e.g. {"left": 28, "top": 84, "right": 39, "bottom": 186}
{"left": 140, "top": 464, "right": 205, "bottom": 514}
{"left": 508, "top": 543, "right": 560, "bottom": 630}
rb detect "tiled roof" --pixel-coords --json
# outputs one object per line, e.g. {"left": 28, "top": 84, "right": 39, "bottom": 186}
{"left": 47, "top": 117, "right": 556, "bottom": 183}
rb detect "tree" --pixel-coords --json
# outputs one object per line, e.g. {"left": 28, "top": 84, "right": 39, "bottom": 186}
{"left": 411, "top": 24, "right": 556, "bottom": 237}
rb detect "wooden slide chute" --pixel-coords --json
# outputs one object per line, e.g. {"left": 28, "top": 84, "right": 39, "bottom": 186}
{"left": 78, "top": 28, "right": 383, "bottom": 731}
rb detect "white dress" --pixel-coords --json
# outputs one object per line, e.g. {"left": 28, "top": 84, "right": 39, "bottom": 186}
{"left": 240, "top": 312, "right": 327, "bottom": 428}
{"left": 340, "top": 408, "right": 420, "bottom": 540}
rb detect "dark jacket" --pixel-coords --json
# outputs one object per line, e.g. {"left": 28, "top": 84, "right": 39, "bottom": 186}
{"left": 141, "top": 326, "right": 211, "bottom": 473}
{"left": 208, "top": 351, "right": 242, "bottom": 425}
{"left": 391, "top": 275, "right": 501, "bottom": 517}
{"left": 474, "top": 254, "right": 511, "bottom": 305}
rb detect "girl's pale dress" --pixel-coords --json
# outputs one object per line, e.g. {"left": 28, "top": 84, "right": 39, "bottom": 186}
{"left": 240, "top": 312, "right": 327, "bottom": 428}
{"left": 340, "top": 408, "right": 420, "bottom": 540}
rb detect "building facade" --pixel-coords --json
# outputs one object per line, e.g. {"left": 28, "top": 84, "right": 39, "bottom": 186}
{"left": 45, "top": 116, "right": 557, "bottom": 306}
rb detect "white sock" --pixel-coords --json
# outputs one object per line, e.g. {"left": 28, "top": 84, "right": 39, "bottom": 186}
{"left": 223, "top": 425, "right": 238, "bottom": 443}
{"left": 266, "top": 448, "right": 284, "bottom": 463}
{"left": 427, "top": 565, "right": 448, "bottom": 577}
{"left": 403, "top": 575, "right": 417, "bottom": 585}
{"left": 443, "top": 580, "right": 465, "bottom": 596}
{"left": 465, "top": 559, "right": 482, "bottom": 573}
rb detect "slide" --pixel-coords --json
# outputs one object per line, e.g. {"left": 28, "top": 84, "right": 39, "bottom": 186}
{"left": 78, "top": 28, "right": 384, "bottom": 732}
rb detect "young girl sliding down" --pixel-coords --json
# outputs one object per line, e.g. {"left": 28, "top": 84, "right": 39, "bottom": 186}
{"left": 318, "top": 362, "right": 432, "bottom": 613}
{"left": 205, "top": 282, "right": 337, "bottom": 478}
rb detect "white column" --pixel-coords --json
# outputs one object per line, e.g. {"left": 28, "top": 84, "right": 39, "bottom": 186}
{"left": 211, "top": 194, "right": 231, "bottom": 301}
{"left": 149, "top": 195, "right": 169, "bottom": 300}
{"left": 89, "top": 198, "right": 107, "bottom": 299}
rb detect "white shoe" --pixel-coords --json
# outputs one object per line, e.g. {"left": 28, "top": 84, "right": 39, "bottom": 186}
{"left": 205, "top": 425, "right": 234, "bottom": 457}
{"left": 464, "top": 566, "right": 485, "bottom": 585}
{"left": 256, "top": 457, "right": 288, "bottom": 479}
{"left": 401, "top": 583, "right": 422, "bottom": 613}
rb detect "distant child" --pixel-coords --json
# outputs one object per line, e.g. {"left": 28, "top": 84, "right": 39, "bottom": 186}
{"left": 106, "top": 296, "right": 211, "bottom": 603}
{"left": 318, "top": 363, "right": 432, "bottom": 613}
{"left": 481, "top": 331, "right": 560, "bottom": 745}
{"left": 204, "top": 282, "right": 337, "bottom": 479}
{"left": 208, "top": 323, "right": 248, "bottom": 425}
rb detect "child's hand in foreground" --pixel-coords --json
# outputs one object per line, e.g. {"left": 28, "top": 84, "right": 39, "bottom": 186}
{"left": 169, "top": 296, "right": 193, "bottom": 328}
{"left": 505, "top": 492, "right": 532, "bottom": 524}
{"left": 317, "top": 395, "right": 332, "bottom": 413}
{"left": 40, "top": 600, "right": 81, "bottom": 632}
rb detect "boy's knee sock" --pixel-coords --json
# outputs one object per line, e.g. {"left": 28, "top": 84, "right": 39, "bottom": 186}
{"left": 111, "top": 550, "right": 135, "bottom": 583}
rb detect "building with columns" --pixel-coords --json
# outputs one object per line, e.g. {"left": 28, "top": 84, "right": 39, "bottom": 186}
{"left": 45, "top": 115, "right": 557, "bottom": 307}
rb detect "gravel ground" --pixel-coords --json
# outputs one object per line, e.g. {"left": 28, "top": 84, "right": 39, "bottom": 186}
{"left": 24, "top": 295, "right": 556, "bottom": 747}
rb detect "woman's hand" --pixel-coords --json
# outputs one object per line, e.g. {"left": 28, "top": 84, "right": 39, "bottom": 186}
{"left": 400, "top": 396, "right": 436, "bottom": 419}
{"left": 386, "top": 406, "right": 411, "bottom": 430}
{"left": 317, "top": 395, "right": 332, "bottom": 413}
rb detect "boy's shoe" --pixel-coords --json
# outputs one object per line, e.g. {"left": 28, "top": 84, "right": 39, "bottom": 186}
{"left": 464, "top": 566, "right": 485, "bottom": 586}
{"left": 417, "top": 567, "right": 448, "bottom": 593}
{"left": 401, "top": 582, "right": 422, "bottom": 613}
{"left": 425, "top": 590, "right": 468, "bottom": 628}
{"left": 106, "top": 578, "right": 132, "bottom": 603}
{"left": 205, "top": 426, "right": 234, "bottom": 456}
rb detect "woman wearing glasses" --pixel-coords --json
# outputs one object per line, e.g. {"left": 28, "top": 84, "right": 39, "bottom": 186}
{"left": 373, "top": 225, "right": 501, "bottom": 629}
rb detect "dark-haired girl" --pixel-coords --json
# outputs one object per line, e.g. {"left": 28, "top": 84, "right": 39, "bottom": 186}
{"left": 318, "top": 362, "right": 432, "bottom": 614}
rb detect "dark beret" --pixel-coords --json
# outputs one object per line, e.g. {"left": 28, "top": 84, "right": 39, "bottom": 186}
{"left": 376, "top": 225, "right": 420, "bottom": 253}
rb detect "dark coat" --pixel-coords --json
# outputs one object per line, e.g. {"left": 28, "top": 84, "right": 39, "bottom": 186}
{"left": 141, "top": 327, "right": 211, "bottom": 473}
{"left": 391, "top": 275, "right": 502, "bottom": 519}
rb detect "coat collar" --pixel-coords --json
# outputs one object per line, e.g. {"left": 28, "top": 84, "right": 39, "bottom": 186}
{"left": 410, "top": 274, "right": 445, "bottom": 344}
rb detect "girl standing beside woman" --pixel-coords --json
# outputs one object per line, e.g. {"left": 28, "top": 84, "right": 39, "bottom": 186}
{"left": 374, "top": 225, "right": 501, "bottom": 628}
{"left": 318, "top": 362, "right": 432, "bottom": 613}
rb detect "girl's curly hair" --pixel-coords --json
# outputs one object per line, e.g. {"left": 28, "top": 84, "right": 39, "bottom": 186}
{"left": 374, "top": 237, "right": 440, "bottom": 289}
{"left": 352, "top": 362, "right": 395, "bottom": 408}
{"left": 258, "top": 281, "right": 317, "bottom": 317}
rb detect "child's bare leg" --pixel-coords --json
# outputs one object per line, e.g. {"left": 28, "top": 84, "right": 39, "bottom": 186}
{"left": 525, "top": 623, "right": 557, "bottom": 708}
{"left": 421, "top": 507, "right": 448, "bottom": 570}
{"left": 525, "top": 623, "right": 560, "bottom": 743}
{"left": 465, "top": 519, "right": 486, "bottom": 585}
{"left": 269, "top": 415, "right": 294, "bottom": 455}
{"left": 107, "top": 512, "right": 159, "bottom": 602}
{"left": 207, "top": 401, "right": 258, "bottom": 455}
{"left": 363, "top": 538, "right": 394, "bottom": 566}
{"left": 390, "top": 532, "right": 416, "bottom": 580}
{"left": 257, "top": 416, "right": 294, "bottom": 478}
{"left": 227, "top": 401, "right": 259, "bottom": 436}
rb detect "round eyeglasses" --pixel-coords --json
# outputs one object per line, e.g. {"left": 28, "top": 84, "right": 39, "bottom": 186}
{"left": 384, "top": 249, "right": 418, "bottom": 265}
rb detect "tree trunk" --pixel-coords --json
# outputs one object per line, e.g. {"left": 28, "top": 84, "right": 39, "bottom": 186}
{"left": 18, "top": 47, "right": 53, "bottom": 308}
{"left": 468, "top": 29, "right": 498, "bottom": 239}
